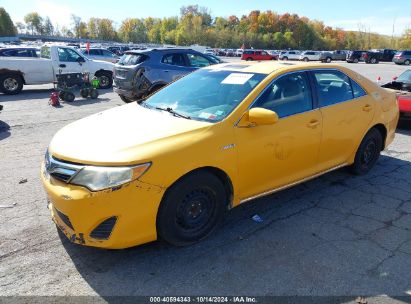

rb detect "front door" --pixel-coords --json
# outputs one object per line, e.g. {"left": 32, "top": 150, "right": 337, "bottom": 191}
{"left": 234, "top": 71, "right": 322, "bottom": 200}
{"left": 55, "top": 47, "right": 84, "bottom": 75}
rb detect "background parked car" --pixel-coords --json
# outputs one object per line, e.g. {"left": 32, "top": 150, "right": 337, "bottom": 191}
{"left": 0, "top": 47, "right": 39, "bottom": 57}
{"left": 225, "top": 49, "right": 235, "bottom": 57}
{"left": 266, "top": 50, "right": 279, "bottom": 59}
{"left": 278, "top": 50, "right": 301, "bottom": 60}
{"left": 81, "top": 48, "right": 119, "bottom": 63}
{"left": 204, "top": 48, "right": 215, "bottom": 55}
{"left": 363, "top": 49, "right": 397, "bottom": 64}
{"left": 113, "top": 48, "right": 217, "bottom": 103}
{"left": 241, "top": 50, "right": 276, "bottom": 61}
{"left": 107, "top": 46, "right": 130, "bottom": 56}
{"left": 299, "top": 51, "right": 321, "bottom": 62}
{"left": 235, "top": 49, "right": 244, "bottom": 57}
{"left": 319, "top": 50, "right": 347, "bottom": 63}
{"left": 346, "top": 50, "right": 366, "bottom": 63}
{"left": 393, "top": 50, "right": 411, "bottom": 65}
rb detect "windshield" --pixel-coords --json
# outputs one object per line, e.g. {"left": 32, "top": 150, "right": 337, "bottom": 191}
{"left": 397, "top": 70, "right": 411, "bottom": 84}
{"left": 144, "top": 69, "right": 266, "bottom": 122}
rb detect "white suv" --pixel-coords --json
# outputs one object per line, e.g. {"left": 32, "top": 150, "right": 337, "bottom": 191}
{"left": 279, "top": 50, "right": 301, "bottom": 60}
{"left": 299, "top": 51, "right": 321, "bottom": 62}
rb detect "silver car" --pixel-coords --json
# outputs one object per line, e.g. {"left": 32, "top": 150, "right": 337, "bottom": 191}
{"left": 81, "top": 48, "right": 119, "bottom": 63}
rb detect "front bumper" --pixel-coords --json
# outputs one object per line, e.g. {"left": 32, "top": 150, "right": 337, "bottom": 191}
{"left": 42, "top": 171, "right": 165, "bottom": 249}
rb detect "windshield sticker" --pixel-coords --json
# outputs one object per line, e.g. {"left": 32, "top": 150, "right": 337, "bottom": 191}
{"left": 198, "top": 112, "right": 217, "bottom": 120}
{"left": 221, "top": 73, "right": 254, "bottom": 85}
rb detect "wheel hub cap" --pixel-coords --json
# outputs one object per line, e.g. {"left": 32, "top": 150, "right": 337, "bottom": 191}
{"left": 4, "top": 78, "right": 18, "bottom": 91}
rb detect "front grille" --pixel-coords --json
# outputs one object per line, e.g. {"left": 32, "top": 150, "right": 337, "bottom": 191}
{"left": 44, "top": 151, "right": 83, "bottom": 183}
{"left": 50, "top": 172, "right": 71, "bottom": 182}
{"left": 55, "top": 208, "right": 74, "bottom": 230}
{"left": 90, "top": 217, "right": 117, "bottom": 240}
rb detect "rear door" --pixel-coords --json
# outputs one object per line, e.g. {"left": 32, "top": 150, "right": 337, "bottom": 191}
{"left": 160, "top": 52, "right": 193, "bottom": 82}
{"left": 311, "top": 69, "right": 375, "bottom": 170}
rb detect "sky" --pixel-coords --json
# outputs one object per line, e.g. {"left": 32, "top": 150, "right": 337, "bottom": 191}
{"left": 2, "top": 0, "right": 410, "bottom": 36}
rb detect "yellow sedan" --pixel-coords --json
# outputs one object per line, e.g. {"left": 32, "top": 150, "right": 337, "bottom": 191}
{"left": 41, "top": 62, "right": 399, "bottom": 249}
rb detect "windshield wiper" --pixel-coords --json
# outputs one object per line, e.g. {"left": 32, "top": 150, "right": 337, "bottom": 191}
{"left": 154, "top": 106, "right": 191, "bottom": 119}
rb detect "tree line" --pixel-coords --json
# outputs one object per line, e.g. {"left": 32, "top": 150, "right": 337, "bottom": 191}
{"left": 1, "top": 5, "right": 410, "bottom": 50}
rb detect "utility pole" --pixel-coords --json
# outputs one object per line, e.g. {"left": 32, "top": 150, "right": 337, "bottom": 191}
{"left": 391, "top": 17, "right": 396, "bottom": 48}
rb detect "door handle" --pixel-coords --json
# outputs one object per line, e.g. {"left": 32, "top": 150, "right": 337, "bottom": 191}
{"left": 307, "top": 119, "right": 320, "bottom": 128}
{"left": 59, "top": 64, "right": 66, "bottom": 68}
{"left": 163, "top": 70, "right": 169, "bottom": 72}
{"left": 362, "top": 104, "right": 372, "bottom": 112}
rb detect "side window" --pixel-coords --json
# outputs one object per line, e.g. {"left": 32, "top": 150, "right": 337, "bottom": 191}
{"left": 313, "top": 70, "right": 354, "bottom": 107}
{"left": 261, "top": 51, "right": 268, "bottom": 56}
{"left": 187, "top": 53, "right": 211, "bottom": 67}
{"left": 102, "top": 50, "right": 114, "bottom": 57}
{"left": 252, "top": 72, "right": 313, "bottom": 118}
{"left": 351, "top": 80, "right": 367, "bottom": 98}
{"left": 58, "top": 48, "right": 82, "bottom": 62}
{"left": 162, "top": 53, "right": 186, "bottom": 66}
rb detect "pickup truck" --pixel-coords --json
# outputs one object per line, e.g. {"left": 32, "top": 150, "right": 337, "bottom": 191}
{"left": 0, "top": 45, "right": 114, "bottom": 95}
{"left": 364, "top": 49, "right": 397, "bottom": 64}
{"left": 319, "top": 50, "right": 347, "bottom": 63}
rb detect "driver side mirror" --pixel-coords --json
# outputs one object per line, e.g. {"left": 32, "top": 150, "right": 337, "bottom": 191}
{"left": 77, "top": 56, "right": 85, "bottom": 64}
{"left": 237, "top": 107, "right": 279, "bottom": 128}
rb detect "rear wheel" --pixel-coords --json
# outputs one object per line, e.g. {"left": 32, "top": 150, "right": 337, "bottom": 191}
{"left": 326, "top": 57, "right": 332, "bottom": 63}
{"left": 349, "top": 128, "right": 383, "bottom": 175}
{"left": 246, "top": 57, "right": 253, "bottom": 61}
{"left": 0, "top": 74, "right": 23, "bottom": 95}
{"left": 89, "top": 89, "right": 99, "bottom": 99}
{"left": 80, "top": 88, "right": 89, "bottom": 98}
{"left": 282, "top": 56, "right": 288, "bottom": 61}
{"left": 157, "top": 171, "right": 227, "bottom": 246}
{"left": 370, "top": 58, "right": 377, "bottom": 64}
{"left": 64, "top": 91, "right": 75, "bottom": 102}
{"left": 354, "top": 58, "right": 359, "bottom": 63}
{"left": 303, "top": 57, "right": 309, "bottom": 62}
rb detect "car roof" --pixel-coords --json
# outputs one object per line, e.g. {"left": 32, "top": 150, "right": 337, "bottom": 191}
{"left": 204, "top": 61, "right": 353, "bottom": 75}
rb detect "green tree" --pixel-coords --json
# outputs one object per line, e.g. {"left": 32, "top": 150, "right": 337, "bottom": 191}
{"left": 24, "top": 12, "right": 43, "bottom": 35}
{"left": 42, "top": 17, "right": 54, "bottom": 36}
{"left": 0, "top": 7, "right": 16, "bottom": 36}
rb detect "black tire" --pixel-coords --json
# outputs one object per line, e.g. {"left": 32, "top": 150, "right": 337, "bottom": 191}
{"left": 370, "top": 58, "right": 377, "bottom": 64}
{"left": 326, "top": 57, "right": 332, "bottom": 63}
{"left": 303, "top": 57, "right": 309, "bottom": 62}
{"left": 119, "top": 94, "right": 134, "bottom": 103}
{"left": 89, "top": 88, "right": 99, "bottom": 99}
{"left": 0, "top": 74, "right": 23, "bottom": 95}
{"left": 58, "top": 91, "right": 66, "bottom": 101}
{"left": 282, "top": 56, "right": 288, "bottom": 61}
{"left": 96, "top": 71, "right": 112, "bottom": 89}
{"left": 246, "top": 57, "right": 253, "bottom": 61}
{"left": 404, "top": 60, "right": 410, "bottom": 66}
{"left": 156, "top": 171, "right": 227, "bottom": 246}
{"left": 80, "top": 88, "right": 89, "bottom": 98}
{"left": 354, "top": 58, "right": 359, "bottom": 63}
{"left": 349, "top": 128, "right": 383, "bottom": 175}
{"left": 64, "top": 91, "right": 75, "bottom": 102}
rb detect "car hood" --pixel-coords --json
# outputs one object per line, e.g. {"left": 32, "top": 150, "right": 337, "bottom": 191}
{"left": 88, "top": 59, "right": 114, "bottom": 69}
{"left": 49, "top": 103, "right": 211, "bottom": 165}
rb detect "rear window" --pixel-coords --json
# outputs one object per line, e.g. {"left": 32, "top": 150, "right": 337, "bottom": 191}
{"left": 244, "top": 50, "right": 253, "bottom": 55}
{"left": 118, "top": 53, "right": 148, "bottom": 66}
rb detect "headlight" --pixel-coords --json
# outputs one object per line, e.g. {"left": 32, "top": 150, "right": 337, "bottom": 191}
{"left": 70, "top": 163, "right": 151, "bottom": 191}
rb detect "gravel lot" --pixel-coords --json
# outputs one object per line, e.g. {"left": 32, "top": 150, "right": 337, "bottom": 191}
{"left": 0, "top": 60, "right": 411, "bottom": 303}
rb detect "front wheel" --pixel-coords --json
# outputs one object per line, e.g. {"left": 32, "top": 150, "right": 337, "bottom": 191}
{"left": 0, "top": 74, "right": 23, "bottom": 95}
{"left": 156, "top": 171, "right": 227, "bottom": 246}
{"left": 354, "top": 58, "right": 359, "bottom": 63}
{"left": 349, "top": 128, "right": 383, "bottom": 175}
{"left": 97, "top": 72, "right": 112, "bottom": 89}
{"left": 404, "top": 60, "right": 410, "bottom": 66}
{"left": 119, "top": 94, "right": 134, "bottom": 103}
{"left": 303, "top": 57, "right": 309, "bottom": 62}
{"left": 326, "top": 57, "right": 332, "bottom": 63}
